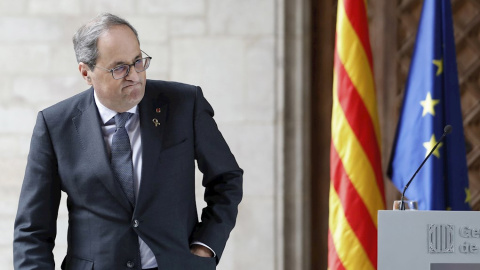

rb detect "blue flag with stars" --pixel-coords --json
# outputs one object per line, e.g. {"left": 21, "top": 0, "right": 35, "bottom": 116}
{"left": 388, "top": 0, "right": 470, "bottom": 210}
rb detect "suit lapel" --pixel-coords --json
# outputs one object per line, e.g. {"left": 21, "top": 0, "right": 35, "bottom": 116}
{"left": 72, "top": 89, "right": 133, "bottom": 213}
{"left": 137, "top": 87, "right": 169, "bottom": 202}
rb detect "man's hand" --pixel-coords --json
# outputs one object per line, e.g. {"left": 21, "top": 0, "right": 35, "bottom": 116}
{"left": 190, "top": 244, "right": 214, "bottom": 257}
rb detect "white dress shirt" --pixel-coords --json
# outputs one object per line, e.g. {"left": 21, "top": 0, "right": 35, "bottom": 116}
{"left": 94, "top": 92, "right": 157, "bottom": 268}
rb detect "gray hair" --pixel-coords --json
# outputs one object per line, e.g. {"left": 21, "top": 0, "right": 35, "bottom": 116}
{"left": 73, "top": 13, "right": 140, "bottom": 70}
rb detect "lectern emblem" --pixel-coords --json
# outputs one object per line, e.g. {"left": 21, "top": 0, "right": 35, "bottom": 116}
{"left": 428, "top": 224, "right": 454, "bottom": 253}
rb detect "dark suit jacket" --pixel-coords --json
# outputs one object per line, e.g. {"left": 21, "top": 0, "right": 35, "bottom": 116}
{"left": 13, "top": 80, "right": 243, "bottom": 270}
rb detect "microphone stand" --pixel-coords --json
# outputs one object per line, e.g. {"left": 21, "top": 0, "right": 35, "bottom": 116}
{"left": 399, "top": 126, "right": 451, "bottom": 210}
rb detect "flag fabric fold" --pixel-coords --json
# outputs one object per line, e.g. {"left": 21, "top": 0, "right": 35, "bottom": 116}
{"left": 388, "top": 0, "right": 470, "bottom": 211}
{"left": 328, "top": 0, "right": 386, "bottom": 269}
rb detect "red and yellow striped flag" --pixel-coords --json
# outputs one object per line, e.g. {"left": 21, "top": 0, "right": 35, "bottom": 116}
{"left": 328, "top": 0, "right": 386, "bottom": 269}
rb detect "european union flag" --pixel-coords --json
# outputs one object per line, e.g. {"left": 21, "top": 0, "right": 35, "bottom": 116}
{"left": 388, "top": 0, "right": 470, "bottom": 210}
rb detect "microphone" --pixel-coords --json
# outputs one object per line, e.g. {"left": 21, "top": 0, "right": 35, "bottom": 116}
{"left": 399, "top": 125, "right": 453, "bottom": 210}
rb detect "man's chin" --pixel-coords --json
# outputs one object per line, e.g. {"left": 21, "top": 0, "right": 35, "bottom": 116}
{"left": 129, "top": 88, "right": 145, "bottom": 104}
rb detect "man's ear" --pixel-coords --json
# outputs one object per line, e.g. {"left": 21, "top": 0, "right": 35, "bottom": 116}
{"left": 78, "top": 62, "right": 93, "bottom": 85}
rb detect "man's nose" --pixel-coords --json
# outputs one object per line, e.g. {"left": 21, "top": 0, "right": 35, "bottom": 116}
{"left": 125, "top": 66, "right": 140, "bottom": 81}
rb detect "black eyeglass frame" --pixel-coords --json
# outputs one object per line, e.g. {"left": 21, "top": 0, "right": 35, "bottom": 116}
{"left": 94, "top": 50, "right": 152, "bottom": 80}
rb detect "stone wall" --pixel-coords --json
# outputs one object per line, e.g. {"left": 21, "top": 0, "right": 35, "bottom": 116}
{"left": 0, "top": 1, "right": 283, "bottom": 269}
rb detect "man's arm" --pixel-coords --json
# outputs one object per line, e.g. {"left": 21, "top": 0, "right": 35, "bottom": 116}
{"left": 13, "top": 111, "right": 61, "bottom": 269}
{"left": 190, "top": 87, "right": 243, "bottom": 262}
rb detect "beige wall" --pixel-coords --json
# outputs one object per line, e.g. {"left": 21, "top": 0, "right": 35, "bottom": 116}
{"left": 0, "top": 0, "right": 286, "bottom": 269}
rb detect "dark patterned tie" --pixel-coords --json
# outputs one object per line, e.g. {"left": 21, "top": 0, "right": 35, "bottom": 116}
{"left": 111, "top": 112, "right": 135, "bottom": 207}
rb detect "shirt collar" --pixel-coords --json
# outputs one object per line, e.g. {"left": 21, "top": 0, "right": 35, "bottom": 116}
{"left": 94, "top": 90, "right": 138, "bottom": 125}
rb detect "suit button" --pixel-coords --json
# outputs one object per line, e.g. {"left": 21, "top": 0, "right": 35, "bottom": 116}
{"left": 126, "top": 261, "right": 135, "bottom": 268}
{"left": 133, "top": 219, "right": 139, "bottom": 228}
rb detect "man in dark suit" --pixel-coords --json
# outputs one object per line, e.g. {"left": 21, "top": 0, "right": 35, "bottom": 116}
{"left": 13, "top": 13, "right": 243, "bottom": 270}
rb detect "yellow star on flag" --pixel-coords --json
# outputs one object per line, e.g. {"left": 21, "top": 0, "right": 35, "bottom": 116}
{"left": 420, "top": 92, "right": 440, "bottom": 116}
{"left": 432, "top": 58, "right": 443, "bottom": 76}
{"left": 465, "top": 188, "right": 471, "bottom": 204}
{"left": 423, "top": 134, "right": 443, "bottom": 158}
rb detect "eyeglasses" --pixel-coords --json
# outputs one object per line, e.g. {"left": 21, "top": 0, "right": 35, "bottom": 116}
{"left": 94, "top": 50, "right": 152, "bottom": 80}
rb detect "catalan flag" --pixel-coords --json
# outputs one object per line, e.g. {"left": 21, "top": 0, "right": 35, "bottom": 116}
{"left": 388, "top": 0, "right": 470, "bottom": 210}
{"left": 328, "top": 0, "right": 386, "bottom": 269}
